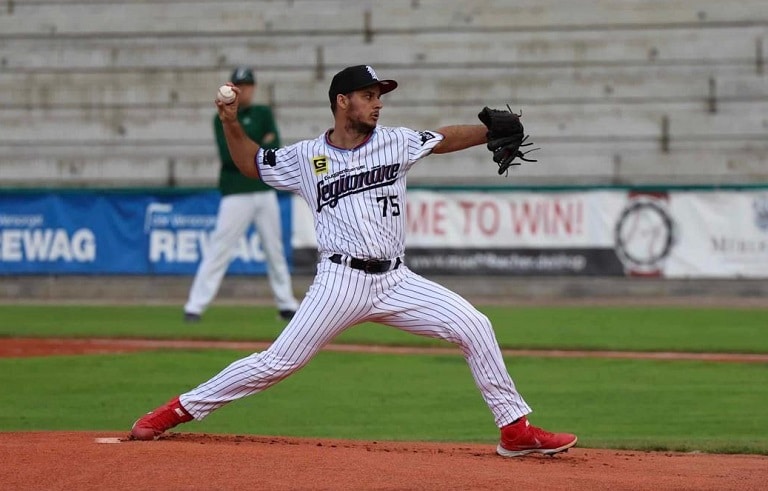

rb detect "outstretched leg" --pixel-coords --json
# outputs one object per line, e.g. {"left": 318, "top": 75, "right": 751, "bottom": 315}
{"left": 131, "top": 260, "right": 374, "bottom": 439}
{"left": 372, "top": 266, "right": 576, "bottom": 456}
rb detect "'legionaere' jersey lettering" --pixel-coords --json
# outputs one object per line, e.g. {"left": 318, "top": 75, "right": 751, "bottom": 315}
{"left": 255, "top": 126, "right": 445, "bottom": 259}
{"left": 316, "top": 163, "right": 401, "bottom": 212}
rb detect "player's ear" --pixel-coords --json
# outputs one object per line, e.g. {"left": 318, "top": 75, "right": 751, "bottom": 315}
{"left": 337, "top": 93, "right": 349, "bottom": 111}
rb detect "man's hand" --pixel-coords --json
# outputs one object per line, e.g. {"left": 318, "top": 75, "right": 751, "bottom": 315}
{"left": 216, "top": 83, "right": 261, "bottom": 178}
{"left": 216, "top": 83, "right": 240, "bottom": 123}
{"left": 262, "top": 132, "right": 277, "bottom": 145}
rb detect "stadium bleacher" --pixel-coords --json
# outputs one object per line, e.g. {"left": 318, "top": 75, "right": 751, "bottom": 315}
{"left": 1, "top": 0, "right": 766, "bottom": 186}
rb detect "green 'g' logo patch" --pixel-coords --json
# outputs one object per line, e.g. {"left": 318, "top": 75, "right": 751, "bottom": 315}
{"left": 312, "top": 156, "right": 329, "bottom": 175}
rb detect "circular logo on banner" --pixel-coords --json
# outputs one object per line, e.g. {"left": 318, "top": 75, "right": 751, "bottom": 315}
{"left": 614, "top": 196, "right": 675, "bottom": 276}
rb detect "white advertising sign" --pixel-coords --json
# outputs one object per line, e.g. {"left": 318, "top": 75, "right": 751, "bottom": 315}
{"left": 292, "top": 189, "right": 768, "bottom": 278}
{"left": 665, "top": 192, "right": 768, "bottom": 277}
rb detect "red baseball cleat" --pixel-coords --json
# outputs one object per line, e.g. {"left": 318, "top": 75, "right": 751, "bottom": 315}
{"left": 130, "top": 396, "right": 193, "bottom": 441}
{"left": 497, "top": 416, "right": 577, "bottom": 457}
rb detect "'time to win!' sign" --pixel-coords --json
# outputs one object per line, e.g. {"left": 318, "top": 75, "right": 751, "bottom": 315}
{"left": 402, "top": 191, "right": 624, "bottom": 247}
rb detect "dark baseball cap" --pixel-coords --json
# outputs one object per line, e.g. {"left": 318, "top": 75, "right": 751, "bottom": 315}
{"left": 328, "top": 65, "right": 398, "bottom": 103}
{"left": 230, "top": 66, "right": 256, "bottom": 85}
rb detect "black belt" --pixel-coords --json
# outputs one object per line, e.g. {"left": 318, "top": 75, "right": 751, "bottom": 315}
{"left": 329, "top": 254, "right": 402, "bottom": 274}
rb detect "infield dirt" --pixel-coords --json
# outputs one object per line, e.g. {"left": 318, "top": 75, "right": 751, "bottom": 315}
{"left": 1, "top": 432, "right": 765, "bottom": 490}
{"left": 1, "top": 337, "right": 766, "bottom": 490}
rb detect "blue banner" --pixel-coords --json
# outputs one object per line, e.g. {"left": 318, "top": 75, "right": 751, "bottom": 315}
{"left": 0, "top": 191, "right": 293, "bottom": 275}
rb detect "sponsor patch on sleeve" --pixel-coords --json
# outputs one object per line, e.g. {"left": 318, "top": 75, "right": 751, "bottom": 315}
{"left": 264, "top": 149, "right": 277, "bottom": 167}
{"left": 312, "top": 155, "right": 329, "bottom": 175}
{"left": 419, "top": 131, "right": 436, "bottom": 145}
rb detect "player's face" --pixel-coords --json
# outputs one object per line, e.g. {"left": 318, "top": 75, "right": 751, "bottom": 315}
{"left": 236, "top": 84, "right": 255, "bottom": 106}
{"left": 344, "top": 85, "right": 383, "bottom": 133}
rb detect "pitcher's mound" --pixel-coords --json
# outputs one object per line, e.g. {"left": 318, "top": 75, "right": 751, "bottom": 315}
{"left": 1, "top": 432, "right": 765, "bottom": 490}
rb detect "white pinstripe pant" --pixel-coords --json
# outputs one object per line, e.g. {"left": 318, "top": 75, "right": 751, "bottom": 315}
{"left": 181, "top": 258, "right": 532, "bottom": 427}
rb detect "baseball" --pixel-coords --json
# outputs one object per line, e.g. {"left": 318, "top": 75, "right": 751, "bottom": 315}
{"left": 217, "top": 85, "right": 236, "bottom": 104}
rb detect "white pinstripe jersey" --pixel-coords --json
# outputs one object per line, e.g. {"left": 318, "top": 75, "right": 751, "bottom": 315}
{"left": 255, "top": 126, "right": 444, "bottom": 259}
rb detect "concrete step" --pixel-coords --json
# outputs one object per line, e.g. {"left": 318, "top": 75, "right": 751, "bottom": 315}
{"left": 1, "top": 67, "right": 764, "bottom": 108}
{"left": 3, "top": 27, "right": 765, "bottom": 70}
{"left": 2, "top": 101, "right": 766, "bottom": 142}
{"left": 2, "top": 141, "right": 766, "bottom": 187}
{"left": 0, "top": 155, "right": 219, "bottom": 187}
{"left": 3, "top": 0, "right": 768, "bottom": 37}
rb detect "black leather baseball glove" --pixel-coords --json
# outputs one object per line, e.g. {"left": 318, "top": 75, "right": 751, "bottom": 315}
{"left": 478, "top": 105, "right": 538, "bottom": 176}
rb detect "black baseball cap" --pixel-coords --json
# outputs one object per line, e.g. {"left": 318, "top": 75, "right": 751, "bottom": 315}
{"left": 230, "top": 66, "right": 256, "bottom": 85}
{"left": 328, "top": 65, "right": 398, "bottom": 103}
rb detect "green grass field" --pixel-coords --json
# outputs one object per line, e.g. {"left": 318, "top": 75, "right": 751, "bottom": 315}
{"left": 0, "top": 304, "right": 766, "bottom": 454}
{"left": 2, "top": 304, "right": 768, "bottom": 352}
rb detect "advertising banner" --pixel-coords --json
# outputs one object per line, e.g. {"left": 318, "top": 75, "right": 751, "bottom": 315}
{"left": 292, "top": 188, "right": 768, "bottom": 277}
{"left": 665, "top": 192, "right": 768, "bottom": 277}
{"left": 0, "top": 191, "right": 292, "bottom": 275}
{"left": 3, "top": 188, "right": 766, "bottom": 277}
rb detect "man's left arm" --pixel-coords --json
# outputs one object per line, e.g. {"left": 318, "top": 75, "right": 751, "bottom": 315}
{"left": 432, "top": 125, "right": 487, "bottom": 154}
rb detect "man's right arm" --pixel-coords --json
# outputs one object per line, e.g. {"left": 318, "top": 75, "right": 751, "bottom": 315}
{"left": 217, "top": 87, "right": 261, "bottom": 179}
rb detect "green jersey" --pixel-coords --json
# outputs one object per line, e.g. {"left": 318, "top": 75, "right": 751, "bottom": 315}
{"left": 214, "top": 105, "right": 281, "bottom": 195}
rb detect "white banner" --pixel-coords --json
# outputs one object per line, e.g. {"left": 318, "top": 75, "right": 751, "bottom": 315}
{"left": 666, "top": 192, "right": 768, "bottom": 277}
{"left": 292, "top": 189, "right": 768, "bottom": 278}
{"left": 403, "top": 191, "right": 626, "bottom": 247}
{"left": 292, "top": 191, "right": 626, "bottom": 248}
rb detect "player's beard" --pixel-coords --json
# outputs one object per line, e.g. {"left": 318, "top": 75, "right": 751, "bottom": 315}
{"left": 345, "top": 114, "right": 376, "bottom": 136}
{"left": 345, "top": 100, "right": 377, "bottom": 136}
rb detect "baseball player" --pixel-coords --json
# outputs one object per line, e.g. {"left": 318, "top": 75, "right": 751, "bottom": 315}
{"left": 184, "top": 67, "right": 300, "bottom": 322}
{"left": 131, "top": 65, "right": 577, "bottom": 457}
